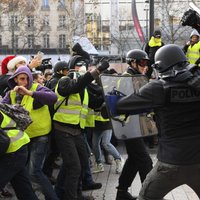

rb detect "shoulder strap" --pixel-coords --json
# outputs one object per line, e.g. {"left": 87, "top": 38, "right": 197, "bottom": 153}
{"left": 54, "top": 96, "right": 69, "bottom": 113}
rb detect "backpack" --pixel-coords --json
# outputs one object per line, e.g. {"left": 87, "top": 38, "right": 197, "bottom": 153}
{"left": 0, "top": 103, "right": 32, "bottom": 131}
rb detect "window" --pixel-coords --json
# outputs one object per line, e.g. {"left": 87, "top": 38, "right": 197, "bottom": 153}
{"left": 28, "top": 35, "right": 34, "bottom": 48}
{"left": 43, "top": 34, "right": 50, "bottom": 48}
{"left": 27, "top": 16, "right": 34, "bottom": 28}
{"left": 42, "top": 0, "right": 49, "bottom": 7}
{"left": 43, "top": 15, "right": 49, "bottom": 26}
{"left": 11, "top": 15, "right": 18, "bottom": 26}
{"left": 59, "top": 15, "right": 66, "bottom": 28}
{"left": 12, "top": 35, "right": 18, "bottom": 49}
{"left": 59, "top": 34, "right": 66, "bottom": 48}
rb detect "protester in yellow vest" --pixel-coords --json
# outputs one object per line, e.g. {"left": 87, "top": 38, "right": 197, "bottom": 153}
{"left": 145, "top": 29, "right": 165, "bottom": 78}
{"left": 1, "top": 66, "right": 59, "bottom": 200}
{"left": 0, "top": 109, "right": 39, "bottom": 200}
{"left": 53, "top": 54, "right": 109, "bottom": 200}
{"left": 183, "top": 29, "right": 200, "bottom": 67}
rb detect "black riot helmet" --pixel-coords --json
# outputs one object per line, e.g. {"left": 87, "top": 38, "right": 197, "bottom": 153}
{"left": 154, "top": 44, "right": 187, "bottom": 73}
{"left": 126, "top": 49, "right": 149, "bottom": 65}
{"left": 54, "top": 61, "right": 69, "bottom": 74}
{"left": 68, "top": 55, "right": 89, "bottom": 70}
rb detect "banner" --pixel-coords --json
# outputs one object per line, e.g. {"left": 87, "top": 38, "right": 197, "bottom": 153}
{"left": 131, "top": 0, "right": 145, "bottom": 43}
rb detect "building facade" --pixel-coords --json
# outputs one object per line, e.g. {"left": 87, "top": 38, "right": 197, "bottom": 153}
{"left": 0, "top": 0, "right": 199, "bottom": 59}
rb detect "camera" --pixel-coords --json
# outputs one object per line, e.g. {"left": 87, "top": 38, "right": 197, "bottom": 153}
{"left": 181, "top": 9, "right": 200, "bottom": 34}
{"left": 36, "top": 58, "right": 52, "bottom": 72}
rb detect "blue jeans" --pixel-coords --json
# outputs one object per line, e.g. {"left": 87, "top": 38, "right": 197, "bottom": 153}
{"left": 27, "top": 136, "right": 59, "bottom": 200}
{"left": 92, "top": 129, "right": 121, "bottom": 163}
{"left": 0, "top": 145, "right": 38, "bottom": 200}
{"left": 138, "top": 161, "right": 200, "bottom": 200}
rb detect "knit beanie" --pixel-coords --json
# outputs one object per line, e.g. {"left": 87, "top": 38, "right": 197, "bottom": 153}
{"left": 1, "top": 55, "right": 16, "bottom": 75}
{"left": 7, "top": 56, "right": 27, "bottom": 71}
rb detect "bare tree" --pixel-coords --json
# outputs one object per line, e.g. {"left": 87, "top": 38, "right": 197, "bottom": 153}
{"left": 155, "top": 0, "right": 194, "bottom": 45}
{"left": 55, "top": 0, "right": 98, "bottom": 55}
{"left": 0, "top": 0, "right": 45, "bottom": 54}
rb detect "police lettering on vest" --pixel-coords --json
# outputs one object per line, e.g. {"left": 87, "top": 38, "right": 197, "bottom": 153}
{"left": 170, "top": 87, "right": 200, "bottom": 102}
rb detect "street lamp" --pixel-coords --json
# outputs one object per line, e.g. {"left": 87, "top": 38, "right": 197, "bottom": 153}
{"left": 144, "top": 0, "right": 149, "bottom": 42}
{"left": 149, "top": 0, "right": 154, "bottom": 37}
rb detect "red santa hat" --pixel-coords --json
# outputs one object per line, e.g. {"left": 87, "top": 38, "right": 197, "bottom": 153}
{"left": 1, "top": 55, "right": 16, "bottom": 75}
{"left": 7, "top": 56, "right": 27, "bottom": 72}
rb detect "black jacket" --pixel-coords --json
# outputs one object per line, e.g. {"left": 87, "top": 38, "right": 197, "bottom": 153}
{"left": 145, "top": 42, "right": 165, "bottom": 64}
{"left": 0, "top": 75, "right": 11, "bottom": 97}
{"left": 117, "top": 78, "right": 200, "bottom": 165}
{"left": 45, "top": 73, "right": 63, "bottom": 91}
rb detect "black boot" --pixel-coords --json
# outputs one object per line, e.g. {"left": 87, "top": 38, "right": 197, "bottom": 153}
{"left": 116, "top": 190, "right": 137, "bottom": 200}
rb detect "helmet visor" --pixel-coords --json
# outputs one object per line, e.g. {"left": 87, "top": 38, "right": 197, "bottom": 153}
{"left": 75, "top": 61, "right": 87, "bottom": 67}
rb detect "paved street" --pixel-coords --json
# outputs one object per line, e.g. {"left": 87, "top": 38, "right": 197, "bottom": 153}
{"left": 2, "top": 141, "right": 199, "bottom": 200}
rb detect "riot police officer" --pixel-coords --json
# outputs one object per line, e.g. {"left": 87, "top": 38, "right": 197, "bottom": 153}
{"left": 116, "top": 49, "right": 153, "bottom": 200}
{"left": 116, "top": 44, "right": 200, "bottom": 200}
{"left": 45, "top": 61, "right": 69, "bottom": 91}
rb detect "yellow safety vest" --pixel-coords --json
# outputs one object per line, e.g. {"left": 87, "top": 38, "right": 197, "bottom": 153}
{"left": 85, "top": 108, "right": 95, "bottom": 127}
{"left": 186, "top": 41, "right": 200, "bottom": 66}
{"left": 1, "top": 111, "right": 30, "bottom": 153}
{"left": 10, "top": 83, "right": 51, "bottom": 138}
{"left": 95, "top": 111, "right": 110, "bottom": 122}
{"left": 53, "top": 86, "right": 89, "bottom": 129}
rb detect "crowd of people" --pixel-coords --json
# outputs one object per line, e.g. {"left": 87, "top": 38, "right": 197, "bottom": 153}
{"left": 0, "top": 42, "right": 123, "bottom": 200}
{"left": 0, "top": 26, "right": 200, "bottom": 200}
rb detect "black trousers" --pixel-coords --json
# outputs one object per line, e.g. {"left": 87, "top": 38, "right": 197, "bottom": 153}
{"left": 55, "top": 130, "right": 89, "bottom": 200}
{"left": 118, "top": 138, "right": 153, "bottom": 191}
{"left": 0, "top": 146, "right": 38, "bottom": 200}
{"left": 138, "top": 161, "right": 200, "bottom": 200}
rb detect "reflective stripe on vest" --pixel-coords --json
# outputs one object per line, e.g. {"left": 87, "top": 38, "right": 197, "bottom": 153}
{"left": 10, "top": 83, "right": 51, "bottom": 138}
{"left": 53, "top": 86, "right": 89, "bottom": 129}
{"left": 85, "top": 108, "right": 95, "bottom": 127}
{"left": 1, "top": 112, "right": 30, "bottom": 153}
{"left": 186, "top": 41, "right": 200, "bottom": 66}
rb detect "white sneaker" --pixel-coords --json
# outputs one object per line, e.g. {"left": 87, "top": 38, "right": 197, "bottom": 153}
{"left": 92, "top": 163, "right": 104, "bottom": 174}
{"left": 115, "top": 158, "right": 124, "bottom": 174}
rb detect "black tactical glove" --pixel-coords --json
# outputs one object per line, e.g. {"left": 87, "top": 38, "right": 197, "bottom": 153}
{"left": 97, "top": 61, "right": 109, "bottom": 73}
{"left": 72, "top": 43, "right": 90, "bottom": 60}
{"left": 181, "top": 9, "right": 200, "bottom": 34}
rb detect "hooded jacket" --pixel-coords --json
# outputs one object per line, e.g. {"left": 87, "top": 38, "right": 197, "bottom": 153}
{"left": 183, "top": 29, "right": 200, "bottom": 66}
{"left": 1, "top": 66, "right": 57, "bottom": 138}
{"left": 2, "top": 66, "right": 57, "bottom": 106}
{"left": 190, "top": 29, "right": 200, "bottom": 38}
